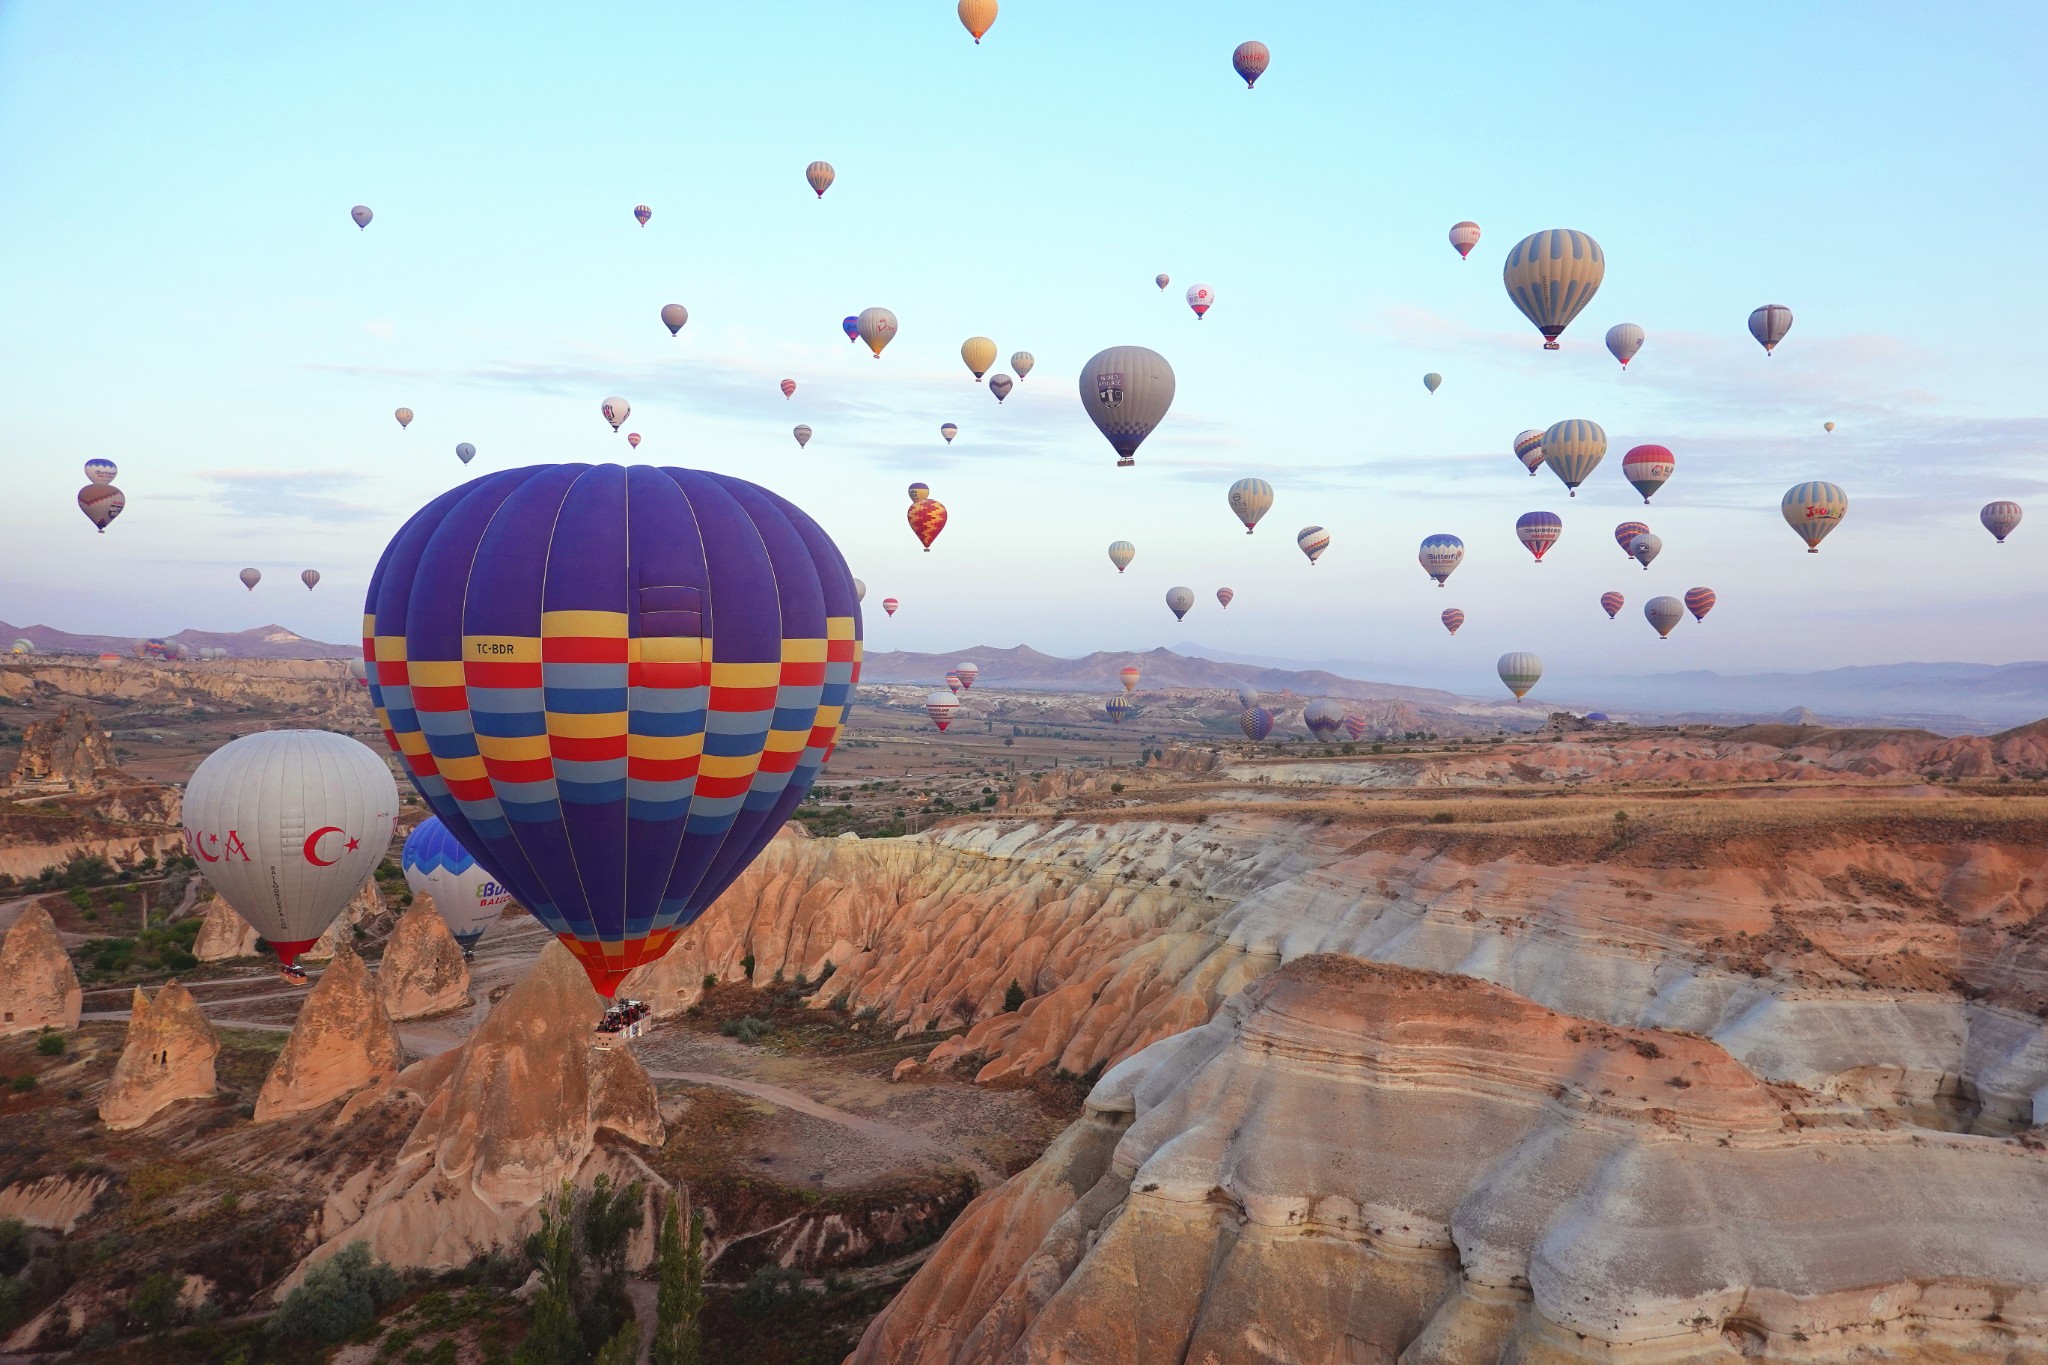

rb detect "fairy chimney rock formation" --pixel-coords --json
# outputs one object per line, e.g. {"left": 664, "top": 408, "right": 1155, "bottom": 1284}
{"left": 0, "top": 903, "right": 82, "bottom": 1035}
{"left": 254, "top": 941, "right": 403, "bottom": 1123}
{"left": 191, "top": 894, "right": 262, "bottom": 961}
{"left": 377, "top": 896, "right": 471, "bottom": 1021}
{"left": 7, "top": 706, "right": 115, "bottom": 791}
{"left": 302, "top": 877, "right": 386, "bottom": 962}
{"left": 98, "top": 982, "right": 219, "bottom": 1130}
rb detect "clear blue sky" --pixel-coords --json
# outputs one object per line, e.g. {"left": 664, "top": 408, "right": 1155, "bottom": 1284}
{"left": 3, "top": 2, "right": 2044, "bottom": 698}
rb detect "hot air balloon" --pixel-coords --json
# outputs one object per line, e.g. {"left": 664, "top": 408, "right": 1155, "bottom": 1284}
{"left": 842, "top": 316, "right": 860, "bottom": 343}
{"left": 1342, "top": 714, "right": 1369, "bottom": 742}
{"left": 1628, "top": 533, "right": 1662, "bottom": 569}
{"left": 1503, "top": 229, "right": 1604, "bottom": 349}
{"left": 989, "top": 374, "right": 1014, "bottom": 403}
{"left": 1981, "top": 502, "right": 2023, "bottom": 544}
{"left": 1297, "top": 526, "right": 1330, "bottom": 565}
{"left": 1217, "top": 587, "right": 1234, "bottom": 608}
{"left": 907, "top": 482, "right": 930, "bottom": 504}
{"left": 78, "top": 484, "right": 124, "bottom": 532}
{"left": 1748, "top": 305, "right": 1793, "bottom": 355}
{"left": 349, "top": 658, "right": 368, "bottom": 686}
{"left": 661, "top": 304, "right": 689, "bottom": 336}
{"left": 626, "top": 433, "right": 641, "bottom": 449}
{"left": 239, "top": 568, "right": 262, "bottom": 591}
{"left": 634, "top": 204, "right": 652, "bottom": 226}
{"left": 1303, "top": 698, "right": 1345, "bottom": 741}
{"left": 852, "top": 579, "right": 866, "bottom": 603}
{"left": 1080, "top": 346, "right": 1175, "bottom": 467}
{"left": 1010, "top": 352, "right": 1034, "bottom": 381}
{"left": 1514, "top": 429, "right": 1546, "bottom": 476}
{"left": 1185, "top": 284, "right": 1215, "bottom": 319}
{"left": 793, "top": 425, "right": 813, "bottom": 449}
{"left": 1645, "top": 596, "right": 1684, "bottom": 638}
{"left": 1824, "top": 422, "right": 1836, "bottom": 433}
{"left": 1449, "top": 222, "right": 1481, "bottom": 260}
{"left": 1605, "top": 323, "right": 1645, "bottom": 369}
{"left": 1515, "top": 513, "right": 1562, "bottom": 563}
{"left": 1621, "top": 444, "right": 1674, "bottom": 503}
{"left": 1614, "top": 521, "right": 1650, "bottom": 558}
{"left": 1105, "top": 694, "right": 1134, "bottom": 724}
{"left": 1684, "top": 587, "right": 1717, "bottom": 621}
{"left": 1239, "top": 707, "right": 1274, "bottom": 742}
{"left": 456, "top": 442, "right": 476, "bottom": 464}
{"left": 908, "top": 499, "right": 948, "bottom": 551}
{"left": 183, "top": 730, "right": 396, "bottom": 979}
{"left": 1541, "top": 419, "right": 1606, "bottom": 496}
{"left": 1600, "top": 591, "right": 1625, "bottom": 619}
{"left": 602, "top": 397, "right": 630, "bottom": 431}
{"left": 927, "top": 692, "right": 960, "bottom": 731}
{"left": 1423, "top": 372, "right": 1442, "bottom": 394}
{"left": 1155, "top": 274, "right": 1170, "bottom": 290}
{"left": 945, "top": 671, "right": 963, "bottom": 696}
{"left": 956, "top": 662, "right": 979, "bottom": 690}
{"left": 1108, "top": 540, "right": 1136, "bottom": 573}
{"left": 1120, "top": 666, "right": 1141, "bottom": 693}
{"left": 84, "top": 458, "right": 117, "bottom": 486}
{"left": 961, "top": 336, "right": 997, "bottom": 381}
{"left": 1419, "top": 534, "right": 1465, "bottom": 584}
{"left": 1237, "top": 686, "right": 1259, "bottom": 708}
{"left": 395, "top": 407, "right": 414, "bottom": 429}
{"left": 137, "top": 638, "right": 172, "bottom": 661}
{"left": 301, "top": 570, "right": 321, "bottom": 591}
{"left": 883, "top": 598, "right": 899, "bottom": 617}
{"left": 958, "top": 0, "right": 997, "bottom": 42}
{"left": 1497, "top": 652, "right": 1542, "bottom": 701}
{"left": 857, "top": 307, "right": 898, "bottom": 358}
{"left": 1441, "top": 609, "right": 1464, "bottom": 635}
{"left": 363, "top": 462, "right": 863, "bottom": 999}
{"left": 1232, "top": 40, "right": 1269, "bottom": 88}
{"left": 1228, "top": 478, "right": 1273, "bottom": 533}
{"left": 1782, "top": 482, "right": 1847, "bottom": 552}
{"left": 940, "top": 424, "right": 958, "bottom": 444}
{"left": 402, "top": 816, "right": 512, "bottom": 955}
{"left": 1165, "top": 586, "right": 1194, "bottom": 621}
{"left": 351, "top": 205, "right": 374, "bottom": 230}
{"left": 805, "top": 161, "right": 835, "bottom": 198}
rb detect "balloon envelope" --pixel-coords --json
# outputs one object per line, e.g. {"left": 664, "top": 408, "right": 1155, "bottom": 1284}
{"left": 402, "top": 816, "right": 513, "bottom": 950}
{"left": 1748, "top": 305, "right": 1794, "bottom": 354}
{"left": 1165, "top": 586, "right": 1194, "bottom": 621}
{"left": 843, "top": 316, "right": 861, "bottom": 342}
{"left": 1419, "top": 533, "right": 1465, "bottom": 584}
{"left": 1541, "top": 420, "right": 1607, "bottom": 496}
{"left": 1185, "top": 284, "right": 1215, "bottom": 318}
{"left": 1600, "top": 591, "right": 1625, "bottom": 619}
{"left": 1105, "top": 694, "right": 1134, "bottom": 724}
{"left": 961, "top": 336, "right": 997, "bottom": 380}
{"left": 1423, "top": 372, "right": 1442, "bottom": 393}
{"left": 1079, "top": 346, "right": 1175, "bottom": 467}
{"left": 1449, "top": 221, "right": 1481, "bottom": 259}
{"left": 239, "top": 568, "right": 262, "bottom": 590}
{"left": 183, "top": 730, "right": 397, "bottom": 968}
{"left": 1629, "top": 532, "right": 1663, "bottom": 568}
{"left": 940, "top": 424, "right": 958, "bottom": 443}
{"left": 793, "top": 425, "right": 813, "bottom": 449}
{"left": 661, "top": 304, "right": 688, "bottom": 335}
{"left": 1108, "top": 540, "right": 1136, "bottom": 573}
{"left": 1120, "top": 666, "right": 1141, "bottom": 693}
{"left": 456, "top": 443, "right": 476, "bottom": 464}
{"left": 1515, "top": 513, "right": 1562, "bottom": 562}
{"left": 301, "top": 570, "right": 321, "bottom": 591}
{"left": 1605, "top": 323, "right": 1645, "bottom": 368}
{"left": 395, "top": 408, "right": 414, "bottom": 429}
{"left": 907, "top": 482, "right": 930, "bottom": 504}
{"left": 363, "top": 462, "right": 862, "bottom": 998}
{"left": 1645, "top": 596, "right": 1684, "bottom": 638}
{"left": 634, "top": 204, "right": 651, "bottom": 225}
{"left": 1010, "top": 352, "right": 1034, "bottom": 380}
{"left": 1441, "top": 608, "right": 1465, "bottom": 635}
{"left": 1514, "top": 429, "right": 1546, "bottom": 476}
{"left": 1621, "top": 445, "right": 1675, "bottom": 503}
{"left": 857, "top": 307, "right": 898, "bottom": 357}
{"left": 805, "top": 161, "right": 835, "bottom": 198}
{"left": 955, "top": 662, "right": 979, "bottom": 690}
{"left": 351, "top": 205, "right": 373, "bottom": 229}
{"left": 1297, "top": 525, "right": 1330, "bottom": 565}
{"left": 1781, "top": 482, "right": 1847, "bottom": 552}
{"left": 852, "top": 578, "right": 866, "bottom": 603}
{"left": 1216, "top": 587, "right": 1234, "bottom": 608}
{"left": 908, "top": 499, "right": 948, "bottom": 551}
{"left": 1981, "top": 501, "right": 2023, "bottom": 543}
{"left": 882, "top": 598, "right": 899, "bottom": 616}
{"left": 780, "top": 379, "right": 796, "bottom": 399}
{"left": 958, "top": 0, "right": 997, "bottom": 41}
{"left": 602, "top": 397, "right": 630, "bottom": 430}
{"left": 1155, "top": 273, "right": 1170, "bottom": 290}
{"left": 84, "top": 458, "right": 118, "bottom": 486}
{"left": 1497, "top": 652, "right": 1543, "bottom": 700}
{"left": 1303, "top": 698, "right": 1345, "bottom": 741}
{"left": 78, "top": 484, "right": 125, "bottom": 532}
{"left": 1614, "top": 521, "right": 1650, "bottom": 557}
{"left": 626, "top": 433, "right": 641, "bottom": 449}
{"left": 1232, "top": 40, "right": 1269, "bottom": 87}
{"left": 989, "top": 374, "right": 1013, "bottom": 402}
{"left": 1684, "top": 587, "right": 1717, "bottom": 621}
{"left": 1228, "top": 478, "right": 1273, "bottom": 533}
{"left": 1503, "top": 230, "right": 1605, "bottom": 349}
{"left": 926, "top": 692, "right": 959, "bottom": 731}
{"left": 1239, "top": 707, "right": 1274, "bottom": 742}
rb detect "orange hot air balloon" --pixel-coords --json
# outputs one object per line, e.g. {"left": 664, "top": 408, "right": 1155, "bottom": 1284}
{"left": 1118, "top": 666, "right": 1140, "bottom": 693}
{"left": 908, "top": 499, "right": 948, "bottom": 552}
{"left": 958, "top": 0, "right": 997, "bottom": 43}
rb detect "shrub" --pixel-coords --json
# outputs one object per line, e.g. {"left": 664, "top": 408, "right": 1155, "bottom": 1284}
{"left": 269, "top": 1241, "right": 402, "bottom": 1345}
{"left": 128, "top": 1270, "right": 182, "bottom": 1334}
{"left": 701, "top": 974, "right": 717, "bottom": 991}
{"left": 1003, "top": 980, "right": 1026, "bottom": 1013}
{"left": 740, "top": 954, "right": 755, "bottom": 980}
{"left": 736, "top": 1265, "right": 811, "bottom": 1318}
{"left": 11, "top": 1075, "right": 35, "bottom": 1093}
{"left": 719, "top": 1017, "right": 773, "bottom": 1044}
{"left": 35, "top": 1030, "right": 65, "bottom": 1057}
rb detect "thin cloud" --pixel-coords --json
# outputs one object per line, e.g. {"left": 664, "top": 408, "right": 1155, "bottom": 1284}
{"left": 187, "top": 469, "right": 387, "bottom": 522}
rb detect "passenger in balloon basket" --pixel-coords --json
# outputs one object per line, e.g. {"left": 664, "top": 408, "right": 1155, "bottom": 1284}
{"left": 280, "top": 960, "right": 309, "bottom": 986}
{"left": 594, "top": 998, "right": 650, "bottom": 1047}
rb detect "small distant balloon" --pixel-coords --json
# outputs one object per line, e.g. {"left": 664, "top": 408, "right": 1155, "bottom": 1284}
{"left": 1080, "top": 345, "right": 1175, "bottom": 467}
{"left": 350, "top": 205, "right": 373, "bottom": 230}
{"left": 805, "top": 161, "right": 835, "bottom": 198}
{"left": 780, "top": 379, "right": 796, "bottom": 399}
{"left": 958, "top": 0, "right": 997, "bottom": 43}
{"left": 1782, "top": 481, "right": 1847, "bottom": 552}
{"left": 633, "top": 204, "right": 651, "bottom": 226}
{"left": 1514, "top": 429, "right": 1546, "bottom": 476}
{"left": 1441, "top": 608, "right": 1465, "bottom": 635}
{"left": 84, "top": 458, "right": 118, "bottom": 486}
{"left": 793, "top": 424, "right": 813, "bottom": 449}
{"left": 1105, "top": 694, "right": 1134, "bottom": 724}
{"left": 1217, "top": 587, "right": 1234, "bottom": 608}
{"left": 1684, "top": 587, "right": 1717, "bottom": 622}
{"left": 1239, "top": 707, "right": 1274, "bottom": 742}
{"left": 882, "top": 597, "right": 900, "bottom": 617}
{"left": 1297, "top": 525, "right": 1330, "bottom": 565}
{"left": 842, "top": 316, "right": 861, "bottom": 343}
{"left": 1228, "top": 477, "right": 1273, "bottom": 533}
{"left": 1645, "top": 596, "right": 1684, "bottom": 638}
{"left": 1748, "top": 304, "right": 1794, "bottom": 355}
{"left": 1010, "top": 352, "right": 1034, "bottom": 381}
{"left": 455, "top": 442, "right": 475, "bottom": 464}
{"left": 1108, "top": 540, "right": 1136, "bottom": 574}
{"left": 1165, "top": 586, "right": 1194, "bottom": 621}
{"left": 989, "top": 374, "right": 1013, "bottom": 403}
{"left": 239, "top": 568, "right": 261, "bottom": 591}
{"left": 1120, "top": 666, "right": 1141, "bottom": 693}
{"left": 940, "top": 423, "right": 958, "bottom": 444}
{"left": 956, "top": 662, "right": 980, "bottom": 690}
{"left": 1614, "top": 521, "right": 1650, "bottom": 558}
{"left": 1497, "top": 652, "right": 1543, "bottom": 701}
{"left": 1628, "top": 533, "right": 1663, "bottom": 570}
{"left": 1621, "top": 444, "right": 1674, "bottom": 503}
{"left": 926, "top": 692, "right": 960, "bottom": 731}
{"left": 1448, "top": 221, "right": 1481, "bottom": 260}
{"left": 857, "top": 307, "right": 898, "bottom": 358}
{"left": 1541, "top": 419, "right": 1606, "bottom": 497}
{"left": 1605, "top": 323, "right": 1645, "bottom": 369}
{"left": 1186, "top": 284, "right": 1215, "bottom": 319}
{"left": 1232, "top": 40, "right": 1269, "bottom": 88}
{"left": 1236, "top": 686, "right": 1259, "bottom": 709}
{"left": 908, "top": 499, "right": 948, "bottom": 552}
{"left": 78, "top": 484, "right": 124, "bottom": 532}
{"left": 602, "top": 397, "right": 630, "bottom": 431}
{"left": 852, "top": 579, "right": 866, "bottom": 602}
{"left": 1503, "top": 229, "right": 1604, "bottom": 350}
{"left": 300, "top": 570, "right": 320, "bottom": 591}
{"left": 626, "top": 433, "right": 641, "bottom": 449}
{"left": 908, "top": 482, "right": 930, "bottom": 504}
{"left": 394, "top": 407, "right": 414, "bottom": 429}
{"left": 945, "top": 672, "right": 963, "bottom": 696}
{"left": 961, "top": 336, "right": 997, "bottom": 381}
{"left": 1515, "top": 513, "right": 1562, "bottom": 563}
{"left": 1418, "top": 533, "right": 1465, "bottom": 585}
{"left": 1981, "top": 501, "right": 2024, "bottom": 544}
{"left": 1423, "top": 372, "right": 1442, "bottom": 394}
{"left": 661, "top": 303, "right": 689, "bottom": 335}
{"left": 1824, "top": 422, "right": 1836, "bottom": 433}
{"left": 1600, "top": 591, "right": 1625, "bottom": 619}
{"left": 1155, "top": 273, "right": 1170, "bottom": 290}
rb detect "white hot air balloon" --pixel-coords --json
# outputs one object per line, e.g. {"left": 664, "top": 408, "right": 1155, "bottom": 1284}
{"left": 1605, "top": 323, "right": 1645, "bottom": 369}
{"left": 1644, "top": 596, "right": 1685, "bottom": 639}
{"left": 1227, "top": 478, "right": 1273, "bottom": 533}
{"left": 1297, "top": 525, "right": 1330, "bottom": 565}
{"left": 1185, "top": 283, "right": 1215, "bottom": 319}
{"left": 181, "top": 730, "right": 397, "bottom": 979}
{"left": 1165, "top": 586, "right": 1195, "bottom": 621}
{"left": 602, "top": 396, "right": 630, "bottom": 431}
{"left": 402, "top": 816, "right": 512, "bottom": 955}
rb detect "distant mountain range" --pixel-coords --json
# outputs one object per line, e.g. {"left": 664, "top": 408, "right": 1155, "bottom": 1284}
{"left": 0, "top": 621, "right": 356, "bottom": 660}
{"left": 1559, "top": 661, "right": 2048, "bottom": 732}
{"left": 859, "top": 645, "right": 1468, "bottom": 705}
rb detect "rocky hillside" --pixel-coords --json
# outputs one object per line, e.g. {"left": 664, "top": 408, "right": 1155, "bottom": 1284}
{"left": 0, "top": 621, "right": 355, "bottom": 660}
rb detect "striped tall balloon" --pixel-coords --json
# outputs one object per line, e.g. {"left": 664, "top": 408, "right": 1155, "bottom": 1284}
{"left": 1514, "top": 429, "right": 1546, "bottom": 475}
{"left": 1297, "top": 525, "right": 1330, "bottom": 565}
{"left": 1748, "top": 305, "right": 1794, "bottom": 355}
{"left": 362, "top": 463, "right": 861, "bottom": 998}
{"left": 1684, "top": 587, "right": 1717, "bottom": 622}
{"left": 1228, "top": 478, "right": 1273, "bottom": 533}
{"left": 1105, "top": 694, "right": 1134, "bottom": 724}
{"left": 1441, "top": 609, "right": 1464, "bottom": 635}
{"left": 1497, "top": 652, "right": 1543, "bottom": 701}
{"left": 1515, "top": 512, "right": 1562, "bottom": 563}
{"left": 1600, "top": 591, "right": 1625, "bottom": 619}
{"left": 1541, "top": 420, "right": 1607, "bottom": 496}
{"left": 1502, "top": 230, "right": 1605, "bottom": 350}
{"left": 1781, "top": 482, "right": 1847, "bottom": 553}
{"left": 1303, "top": 698, "right": 1346, "bottom": 741}
{"left": 1342, "top": 714, "right": 1369, "bottom": 742}
{"left": 1614, "top": 521, "right": 1650, "bottom": 558}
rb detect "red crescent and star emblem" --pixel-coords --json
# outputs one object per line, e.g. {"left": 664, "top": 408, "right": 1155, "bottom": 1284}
{"left": 302, "top": 826, "right": 353, "bottom": 866}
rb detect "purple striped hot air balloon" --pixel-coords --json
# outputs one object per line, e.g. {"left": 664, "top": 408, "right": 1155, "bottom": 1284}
{"left": 363, "top": 463, "right": 861, "bottom": 1000}
{"left": 1239, "top": 707, "right": 1274, "bottom": 742}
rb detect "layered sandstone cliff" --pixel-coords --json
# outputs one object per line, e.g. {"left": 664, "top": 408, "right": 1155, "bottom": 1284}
{"left": 854, "top": 957, "right": 2048, "bottom": 1364}
{"left": 254, "top": 942, "right": 402, "bottom": 1122}
{"left": 6, "top": 706, "right": 115, "bottom": 791}
{"left": 0, "top": 903, "right": 81, "bottom": 1035}
{"left": 98, "top": 982, "right": 218, "bottom": 1131}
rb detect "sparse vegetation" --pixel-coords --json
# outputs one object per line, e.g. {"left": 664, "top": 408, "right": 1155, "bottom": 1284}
{"left": 269, "top": 1241, "right": 402, "bottom": 1346}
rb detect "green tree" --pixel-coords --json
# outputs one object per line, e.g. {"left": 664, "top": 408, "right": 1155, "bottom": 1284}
{"left": 515, "top": 1183, "right": 583, "bottom": 1365}
{"left": 592, "top": 1320, "right": 639, "bottom": 1365}
{"left": 650, "top": 1199, "right": 705, "bottom": 1365}
{"left": 1003, "top": 980, "right": 1026, "bottom": 1013}
{"left": 269, "top": 1242, "right": 400, "bottom": 1346}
